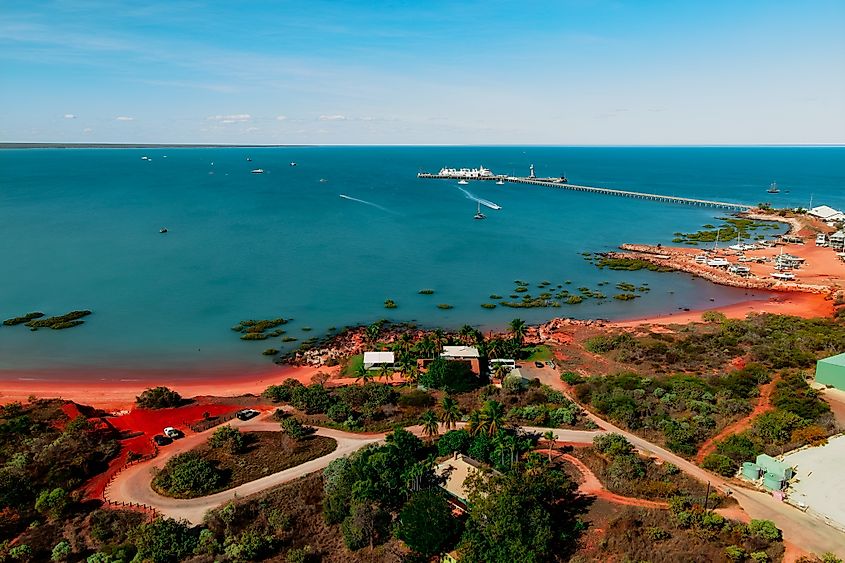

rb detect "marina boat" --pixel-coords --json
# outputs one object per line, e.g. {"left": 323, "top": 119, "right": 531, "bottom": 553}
{"left": 694, "top": 255, "right": 707, "bottom": 264}
{"left": 707, "top": 257, "right": 730, "bottom": 267}
{"left": 767, "top": 182, "right": 780, "bottom": 194}
{"left": 473, "top": 202, "right": 486, "bottom": 220}
{"left": 457, "top": 179, "right": 469, "bottom": 185}
{"left": 771, "top": 272, "right": 795, "bottom": 281}
{"left": 816, "top": 233, "right": 828, "bottom": 247}
{"left": 290, "top": 162, "right": 297, "bottom": 166}
{"left": 159, "top": 227, "right": 168, "bottom": 234}
{"left": 496, "top": 179, "right": 505, "bottom": 185}
{"left": 141, "top": 156, "right": 149, "bottom": 160}
{"left": 728, "top": 264, "right": 751, "bottom": 275}
{"left": 251, "top": 169, "right": 265, "bottom": 174}
{"left": 246, "top": 157, "right": 252, "bottom": 162}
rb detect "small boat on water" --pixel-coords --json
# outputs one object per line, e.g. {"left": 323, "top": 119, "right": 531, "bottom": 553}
{"left": 473, "top": 202, "right": 486, "bottom": 220}
{"left": 251, "top": 169, "right": 265, "bottom": 174}
{"left": 246, "top": 157, "right": 252, "bottom": 162}
{"left": 458, "top": 179, "right": 469, "bottom": 185}
{"left": 319, "top": 178, "right": 328, "bottom": 183}
{"left": 159, "top": 227, "right": 168, "bottom": 234}
{"left": 290, "top": 162, "right": 297, "bottom": 167}
{"left": 141, "top": 156, "right": 149, "bottom": 161}
{"left": 496, "top": 178, "right": 505, "bottom": 185}
{"left": 767, "top": 182, "right": 780, "bottom": 194}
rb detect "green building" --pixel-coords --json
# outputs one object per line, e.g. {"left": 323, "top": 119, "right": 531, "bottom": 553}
{"left": 816, "top": 353, "right": 845, "bottom": 391}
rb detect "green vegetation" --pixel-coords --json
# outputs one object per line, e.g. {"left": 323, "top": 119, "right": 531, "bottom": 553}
{"left": 208, "top": 425, "right": 245, "bottom": 453}
{"left": 584, "top": 314, "right": 845, "bottom": 372}
{"left": 4, "top": 310, "right": 92, "bottom": 330}
{"left": 240, "top": 332, "right": 268, "bottom": 340}
{"left": 489, "top": 293, "right": 502, "bottom": 299}
{"left": 480, "top": 303, "right": 496, "bottom": 309}
{"left": 594, "top": 256, "right": 675, "bottom": 272}
{"left": 395, "top": 490, "right": 457, "bottom": 557}
{"left": 152, "top": 452, "right": 224, "bottom": 497}
{"left": 418, "top": 358, "right": 479, "bottom": 394}
{"left": 2, "top": 312, "right": 44, "bottom": 326}
{"left": 135, "top": 386, "right": 183, "bottom": 409}
{"left": 383, "top": 299, "right": 397, "bottom": 309}
{"left": 418, "top": 289, "right": 434, "bottom": 295}
{"left": 524, "top": 344, "right": 553, "bottom": 362}
{"left": 705, "top": 372, "right": 832, "bottom": 475}
{"left": 672, "top": 217, "right": 779, "bottom": 245}
{"left": 613, "top": 292, "right": 639, "bottom": 300}
{"left": 574, "top": 366, "right": 772, "bottom": 455}
{"left": 436, "top": 303, "right": 454, "bottom": 309}
{"left": 262, "top": 348, "right": 279, "bottom": 355}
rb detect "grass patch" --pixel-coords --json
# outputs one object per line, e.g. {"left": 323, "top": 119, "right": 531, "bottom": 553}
{"left": 343, "top": 354, "right": 364, "bottom": 377}
{"left": 524, "top": 345, "right": 554, "bottom": 362}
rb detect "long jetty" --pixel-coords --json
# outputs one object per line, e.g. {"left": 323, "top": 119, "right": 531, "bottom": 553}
{"left": 417, "top": 172, "right": 752, "bottom": 211}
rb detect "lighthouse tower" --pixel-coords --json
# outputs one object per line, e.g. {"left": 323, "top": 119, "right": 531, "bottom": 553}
{"left": 529, "top": 164, "right": 535, "bottom": 178}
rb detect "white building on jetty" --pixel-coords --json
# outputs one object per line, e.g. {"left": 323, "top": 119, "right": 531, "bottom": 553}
{"left": 437, "top": 166, "right": 494, "bottom": 179}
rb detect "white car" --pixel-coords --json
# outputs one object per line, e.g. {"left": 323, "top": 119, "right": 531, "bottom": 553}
{"left": 163, "top": 426, "right": 183, "bottom": 439}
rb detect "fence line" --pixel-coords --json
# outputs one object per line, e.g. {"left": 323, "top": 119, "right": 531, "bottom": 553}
{"left": 100, "top": 438, "right": 161, "bottom": 520}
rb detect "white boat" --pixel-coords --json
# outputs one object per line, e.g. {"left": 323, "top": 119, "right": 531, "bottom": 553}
{"left": 816, "top": 233, "right": 828, "bottom": 247}
{"left": 319, "top": 178, "right": 328, "bottom": 183}
{"left": 767, "top": 181, "right": 780, "bottom": 194}
{"left": 694, "top": 255, "right": 707, "bottom": 264}
{"left": 141, "top": 156, "right": 149, "bottom": 160}
{"left": 772, "top": 272, "right": 795, "bottom": 281}
{"left": 728, "top": 264, "right": 751, "bottom": 275}
{"left": 473, "top": 202, "right": 486, "bottom": 220}
{"left": 251, "top": 169, "right": 265, "bottom": 174}
{"left": 707, "top": 258, "right": 730, "bottom": 267}
{"left": 496, "top": 179, "right": 505, "bottom": 185}
{"left": 290, "top": 162, "right": 297, "bottom": 166}
{"left": 458, "top": 180, "right": 469, "bottom": 185}
{"left": 159, "top": 227, "right": 168, "bottom": 234}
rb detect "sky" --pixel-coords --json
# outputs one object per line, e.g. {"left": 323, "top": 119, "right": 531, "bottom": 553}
{"left": 0, "top": 0, "right": 843, "bottom": 145}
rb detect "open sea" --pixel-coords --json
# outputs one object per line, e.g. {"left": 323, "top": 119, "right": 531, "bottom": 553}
{"left": 1, "top": 146, "right": 843, "bottom": 380}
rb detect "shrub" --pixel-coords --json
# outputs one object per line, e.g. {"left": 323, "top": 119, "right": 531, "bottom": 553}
{"left": 437, "top": 430, "right": 471, "bottom": 456}
{"left": 396, "top": 490, "right": 455, "bottom": 557}
{"left": 35, "top": 487, "right": 68, "bottom": 519}
{"left": 152, "top": 452, "right": 223, "bottom": 497}
{"left": 136, "top": 386, "right": 183, "bottom": 409}
{"left": 645, "top": 527, "right": 670, "bottom": 541}
{"left": 397, "top": 389, "right": 434, "bottom": 408}
{"left": 208, "top": 425, "right": 245, "bottom": 453}
{"left": 750, "top": 552, "right": 770, "bottom": 562}
{"left": 747, "top": 519, "right": 781, "bottom": 541}
{"left": 724, "top": 545, "right": 746, "bottom": 562}
{"left": 702, "top": 453, "right": 737, "bottom": 477}
{"left": 51, "top": 540, "right": 71, "bottom": 561}
{"left": 592, "top": 433, "right": 634, "bottom": 458}
{"left": 384, "top": 299, "right": 397, "bottom": 309}
{"left": 436, "top": 303, "right": 453, "bottom": 309}
{"left": 327, "top": 403, "right": 353, "bottom": 423}
{"left": 132, "top": 518, "right": 199, "bottom": 563}
{"left": 263, "top": 379, "right": 303, "bottom": 403}
{"left": 281, "top": 417, "right": 311, "bottom": 440}
{"left": 560, "top": 371, "right": 584, "bottom": 385}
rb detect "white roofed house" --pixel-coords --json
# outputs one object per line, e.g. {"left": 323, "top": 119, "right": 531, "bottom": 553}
{"left": 808, "top": 205, "right": 845, "bottom": 224}
{"left": 363, "top": 351, "right": 395, "bottom": 370}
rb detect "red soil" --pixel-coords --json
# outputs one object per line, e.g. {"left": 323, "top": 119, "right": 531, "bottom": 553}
{"left": 694, "top": 376, "right": 777, "bottom": 465}
{"left": 84, "top": 402, "right": 241, "bottom": 499}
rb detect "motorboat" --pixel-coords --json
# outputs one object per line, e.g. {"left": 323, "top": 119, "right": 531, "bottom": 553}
{"left": 159, "top": 227, "right": 168, "bottom": 234}
{"left": 246, "top": 157, "right": 252, "bottom": 162}
{"left": 771, "top": 272, "right": 795, "bottom": 281}
{"left": 694, "top": 255, "right": 707, "bottom": 264}
{"left": 458, "top": 179, "right": 469, "bottom": 185}
{"left": 728, "top": 264, "right": 751, "bottom": 275}
{"left": 251, "top": 169, "right": 265, "bottom": 174}
{"left": 319, "top": 178, "right": 328, "bottom": 183}
{"left": 141, "top": 156, "right": 149, "bottom": 160}
{"left": 496, "top": 179, "right": 505, "bottom": 185}
{"left": 290, "top": 162, "right": 297, "bottom": 166}
{"left": 767, "top": 181, "right": 780, "bottom": 194}
{"left": 473, "top": 202, "right": 486, "bottom": 220}
{"left": 707, "top": 258, "right": 730, "bottom": 267}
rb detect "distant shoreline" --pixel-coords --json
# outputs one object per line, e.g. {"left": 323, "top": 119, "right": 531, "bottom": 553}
{"left": 0, "top": 143, "right": 308, "bottom": 149}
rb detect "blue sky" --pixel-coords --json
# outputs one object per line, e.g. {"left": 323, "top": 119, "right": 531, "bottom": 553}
{"left": 1, "top": 0, "right": 843, "bottom": 144}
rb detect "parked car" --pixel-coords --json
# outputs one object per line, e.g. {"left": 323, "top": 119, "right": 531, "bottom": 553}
{"left": 153, "top": 434, "right": 172, "bottom": 446}
{"left": 163, "top": 426, "right": 183, "bottom": 439}
{"left": 534, "top": 361, "right": 545, "bottom": 368}
{"left": 236, "top": 409, "right": 260, "bottom": 421}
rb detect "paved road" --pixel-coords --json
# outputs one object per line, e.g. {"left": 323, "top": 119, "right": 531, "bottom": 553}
{"left": 107, "top": 396, "right": 845, "bottom": 555}
{"left": 105, "top": 415, "right": 381, "bottom": 524}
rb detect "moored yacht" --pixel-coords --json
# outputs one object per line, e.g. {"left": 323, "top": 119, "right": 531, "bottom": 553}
{"left": 458, "top": 179, "right": 469, "bottom": 185}
{"left": 251, "top": 168, "right": 265, "bottom": 174}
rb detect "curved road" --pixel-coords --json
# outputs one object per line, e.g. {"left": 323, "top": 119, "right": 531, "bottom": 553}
{"left": 108, "top": 409, "right": 845, "bottom": 556}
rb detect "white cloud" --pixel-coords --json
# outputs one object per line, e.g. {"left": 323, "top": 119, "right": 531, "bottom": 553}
{"left": 64, "top": 113, "right": 76, "bottom": 119}
{"left": 276, "top": 115, "right": 288, "bottom": 121}
{"left": 207, "top": 113, "right": 251, "bottom": 123}
{"left": 318, "top": 114, "right": 346, "bottom": 121}
{"left": 115, "top": 116, "right": 135, "bottom": 121}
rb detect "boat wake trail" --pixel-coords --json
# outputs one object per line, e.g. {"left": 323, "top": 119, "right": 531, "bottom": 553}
{"left": 339, "top": 194, "right": 397, "bottom": 214}
{"left": 457, "top": 187, "right": 502, "bottom": 210}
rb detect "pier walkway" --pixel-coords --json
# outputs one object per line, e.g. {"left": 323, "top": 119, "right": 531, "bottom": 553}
{"left": 417, "top": 173, "right": 752, "bottom": 211}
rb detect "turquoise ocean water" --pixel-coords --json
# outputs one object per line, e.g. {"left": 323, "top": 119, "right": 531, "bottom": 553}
{"left": 1, "top": 146, "right": 843, "bottom": 380}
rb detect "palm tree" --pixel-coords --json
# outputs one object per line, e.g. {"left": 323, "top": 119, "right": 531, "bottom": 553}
{"left": 397, "top": 354, "right": 418, "bottom": 383}
{"left": 431, "top": 328, "right": 447, "bottom": 354}
{"left": 487, "top": 338, "right": 503, "bottom": 359}
{"left": 395, "top": 332, "right": 414, "bottom": 354}
{"left": 365, "top": 321, "right": 383, "bottom": 343}
{"left": 479, "top": 400, "right": 505, "bottom": 437}
{"left": 466, "top": 409, "right": 482, "bottom": 436}
{"left": 439, "top": 396, "right": 461, "bottom": 430}
{"left": 355, "top": 364, "right": 374, "bottom": 384}
{"left": 416, "top": 335, "right": 436, "bottom": 359}
{"left": 420, "top": 410, "right": 440, "bottom": 440}
{"left": 543, "top": 430, "right": 556, "bottom": 461}
{"left": 459, "top": 324, "right": 476, "bottom": 346}
{"left": 508, "top": 318, "right": 527, "bottom": 346}
{"left": 492, "top": 362, "right": 511, "bottom": 382}
{"left": 378, "top": 364, "right": 393, "bottom": 382}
